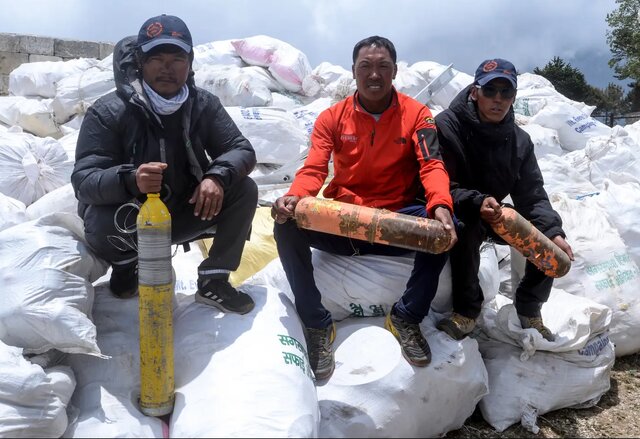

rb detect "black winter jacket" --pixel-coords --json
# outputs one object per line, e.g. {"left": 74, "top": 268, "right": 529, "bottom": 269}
{"left": 435, "top": 85, "right": 565, "bottom": 239}
{"left": 71, "top": 36, "right": 256, "bottom": 216}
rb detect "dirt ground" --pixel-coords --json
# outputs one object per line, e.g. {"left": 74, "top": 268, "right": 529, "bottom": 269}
{"left": 445, "top": 352, "right": 640, "bottom": 438}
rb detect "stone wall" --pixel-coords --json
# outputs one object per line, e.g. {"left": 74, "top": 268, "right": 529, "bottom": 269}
{"left": 0, "top": 32, "right": 114, "bottom": 95}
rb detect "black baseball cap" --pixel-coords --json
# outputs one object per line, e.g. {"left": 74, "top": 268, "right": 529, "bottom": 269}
{"left": 474, "top": 58, "right": 517, "bottom": 88}
{"left": 137, "top": 14, "right": 193, "bottom": 53}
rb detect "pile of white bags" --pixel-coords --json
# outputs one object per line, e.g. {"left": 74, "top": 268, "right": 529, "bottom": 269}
{"left": 2, "top": 31, "right": 640, "bottom": 438}
{"left": 9, "top": 58, "right": 99, "bottom": 98}
{"left": 52, "top": 67, "right": 116, "bottom": 124}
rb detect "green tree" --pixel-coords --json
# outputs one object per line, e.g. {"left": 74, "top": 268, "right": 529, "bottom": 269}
{"left": 602, "top": 83, "right": 627, "bottom": 112}
{"left": 606, "top": 0, "right": 640, "bottom": 81}
{"left": 533, "top": 57, "right": 597, "bottom": 103}
{"left": 624, "top": 82, "right": 640, "bottom": 111}
{"left": 596, "top": 82, "right": 630, "bottom": 125}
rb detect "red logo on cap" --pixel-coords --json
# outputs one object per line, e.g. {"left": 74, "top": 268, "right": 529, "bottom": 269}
{"left": 146, "top": 22, "right": 163, "bottom": 38}
{"left": 482, "top": 60, "right": 498, "bottom": 72}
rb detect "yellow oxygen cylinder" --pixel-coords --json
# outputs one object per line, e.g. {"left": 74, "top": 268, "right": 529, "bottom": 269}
{"left": 137, "top": 193, "right": 175, "bottom": 416}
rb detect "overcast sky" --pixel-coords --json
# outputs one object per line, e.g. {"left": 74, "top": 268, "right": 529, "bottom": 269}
{"left": 0, "top": 0, "right": 624, "bottom": 89}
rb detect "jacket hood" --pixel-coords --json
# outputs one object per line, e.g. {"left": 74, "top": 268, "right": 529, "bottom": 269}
{"left": 112, "top": 35, "right": 140, "bottom": 101}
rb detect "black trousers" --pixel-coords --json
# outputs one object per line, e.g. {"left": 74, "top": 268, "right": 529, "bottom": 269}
{"left": 274, "top": 204, "right": 448, "bottom": 329}
{"left": 82, "top": 177, "right": 257, "bottom": 274}
{"left": 450, "top": 216, "right": 553, "bottom": 319}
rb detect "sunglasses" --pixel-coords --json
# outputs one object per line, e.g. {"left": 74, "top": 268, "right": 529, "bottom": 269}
{"left": 475, "top": 84, "right": 516, "bottom": 99}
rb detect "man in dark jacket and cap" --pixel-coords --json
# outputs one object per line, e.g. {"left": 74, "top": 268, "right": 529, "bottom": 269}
{"left": 71, "top": 14, "right": 257, "bottom": 314}
{"left": 434, "top": 58, "right": 574, "bottom": 341}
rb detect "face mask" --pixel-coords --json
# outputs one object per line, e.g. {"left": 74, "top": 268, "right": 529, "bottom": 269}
{"left": 143, "top": 80, "right": 189, "bottom": 115}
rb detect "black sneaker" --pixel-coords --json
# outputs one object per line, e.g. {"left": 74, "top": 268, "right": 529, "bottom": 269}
{"left": 306, "top": 322, "right": 336, "bottom": 381}
{"left": 385, "top": 307, "right": 431, "bottom": 366}
{"left": 195, "top": 278, "right": 255, "bottom": 314}
{"left": 109, "top": 263, "right": 138, "bottom": 299}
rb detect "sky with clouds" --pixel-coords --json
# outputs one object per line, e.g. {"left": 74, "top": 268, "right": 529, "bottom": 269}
{"left": 0, "top": 0, "right": 624, "bottom": 89}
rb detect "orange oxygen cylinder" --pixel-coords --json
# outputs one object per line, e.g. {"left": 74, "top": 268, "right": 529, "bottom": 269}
{"left": 490, "top": 206, "right": 571, "bottom": 278}
{"left": 293, "top": 197, "right": 451, "bottom": 254}
{"left": 137, "top": 193, "right": 175, "bottom": 417}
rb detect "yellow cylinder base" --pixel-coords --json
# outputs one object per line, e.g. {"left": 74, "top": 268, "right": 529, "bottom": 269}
{"left": 139, "top": 283, "right": 175, "bottom": 417}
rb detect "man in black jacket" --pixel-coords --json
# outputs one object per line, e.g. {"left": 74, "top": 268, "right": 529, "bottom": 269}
{"left": 71, "top": 15, "right": 257, "bottom": 314}
{"left": 434, "top": 58, "right": 574, "bottom": 341}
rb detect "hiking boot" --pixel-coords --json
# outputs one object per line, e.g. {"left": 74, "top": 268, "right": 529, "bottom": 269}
{"left": 519, "top": 314, "right": 555, "bottom": 341}
{"left": 306, "top": 322, "right": 336, "bottom": 380}
{"left": 195, "top": 278, "right": 255, "bottom": 314}
{"left": 109, "top": 264, "right": 138, "bottom": 299}
{"left": 385, "top": 308, "right": 431, "bottom": 366}
{"left": 436, "top": 312, "right": 476, "bottom": 341}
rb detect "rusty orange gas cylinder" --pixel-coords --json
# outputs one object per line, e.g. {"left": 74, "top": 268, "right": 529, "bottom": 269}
{"left": 491, "top": 207, "right": 571, "bottom": 278}
{"left": 293, "top": 197, "right": 451, "bottom": 254}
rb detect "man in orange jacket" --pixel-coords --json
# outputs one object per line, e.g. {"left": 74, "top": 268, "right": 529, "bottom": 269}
{"left": 271, "top": 36, "right": 457, "bottom": 380}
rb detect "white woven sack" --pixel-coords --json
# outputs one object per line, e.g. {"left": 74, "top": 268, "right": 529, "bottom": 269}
{"left": 26, "top": 183, "right": 78, "bottom": 220}
{"left": 537, "top": 154, "right": 598, "bottom": 198}
{"left": 562, "top": 126, "right": 640, "bottom": 187}
{"left": 193, "top": 39, "right": 243, "bottom": 69}
{"left": 317, "top": 315, "right": 488, "bottom": 438}
{"left": 0, "top": 340, "right": 76, "bottom": 438}
{"left": 231, "top": 35, "right": 313, "bottom": 94}
{"left": 592, "top": 180, "right": 640, "bottom": 267}
{"left": 9, "top": 58, "right": 98, "bottom": 98}
{"left": 514, "top": 72, "right": 596, "bottom": 118}
{"left": 170, "top": 268, "right": 320, "bottom": 437}
{"left": 310, "top": 62, "right": 354, "bottom": 100}
{"left": 529, "top": 101, "right": 611, "bottom": 152}
{"left": 547, "top": 194, "right": 640, "bottom": 356}
{"left": 520, "top": 123, "right": 563, "bottom": 159}
{"left": 226, "top": 106, "right": 308, "bottom": 165}
{"left": 0, "top": 95, "right": 61, "bottom": 138}
{"left": 52, "top": 67, "right": 115, "bottom": 124}
{"left": 479, "top": 290, "right": 611, "bottom": 358}
{"left": 478, "top": 331, "right": 613, "bottom": 433}
{"left": 195, "top": 64, "right": 274, "bottom": 107}
{"left": 311, "top": 250, "right": 440, "bottom": 321}
{"left": 311, "top": 243, "right": 498, "bottom": 320}
{"left": 0, "top": 267, "right": 101, "bottom": 356}
{"left": 0, "top": 131, "right": 71, "bottom": 205}
{"left": 0, "top": 212, "right": 108, "bottom": 282}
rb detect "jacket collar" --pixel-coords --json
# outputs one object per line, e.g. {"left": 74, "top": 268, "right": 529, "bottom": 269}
{"left": 352, "top": 87, "right": 399, "bottom": 116}
{"left": 449, "top": 84, "right": 515, "bottom": 140}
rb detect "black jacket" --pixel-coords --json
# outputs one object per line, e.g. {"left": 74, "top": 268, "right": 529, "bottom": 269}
{"left": 435, "top": 85, "right": 564, "bottom": 239}
{"left": 71, "top": 36, "right": 256, "bottom": 216}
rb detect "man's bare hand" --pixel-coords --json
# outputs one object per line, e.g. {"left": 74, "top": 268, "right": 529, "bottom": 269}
{"left": 552, "top": 235, "right": 575, "bottom": 261}
{"left": 136, "top": 162, "right": 168, "bottom": 193}
{"left": 480, "top": 197, "right": 502, "bottom": 225}
{"left": 433, "top": 206, "right": 458, "bottom": 251}
{"left": 271, "top": 195, "right": 300, "bottom": 224}
{"left": 189, "top": 176, "right": 224, "bottom": 220}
